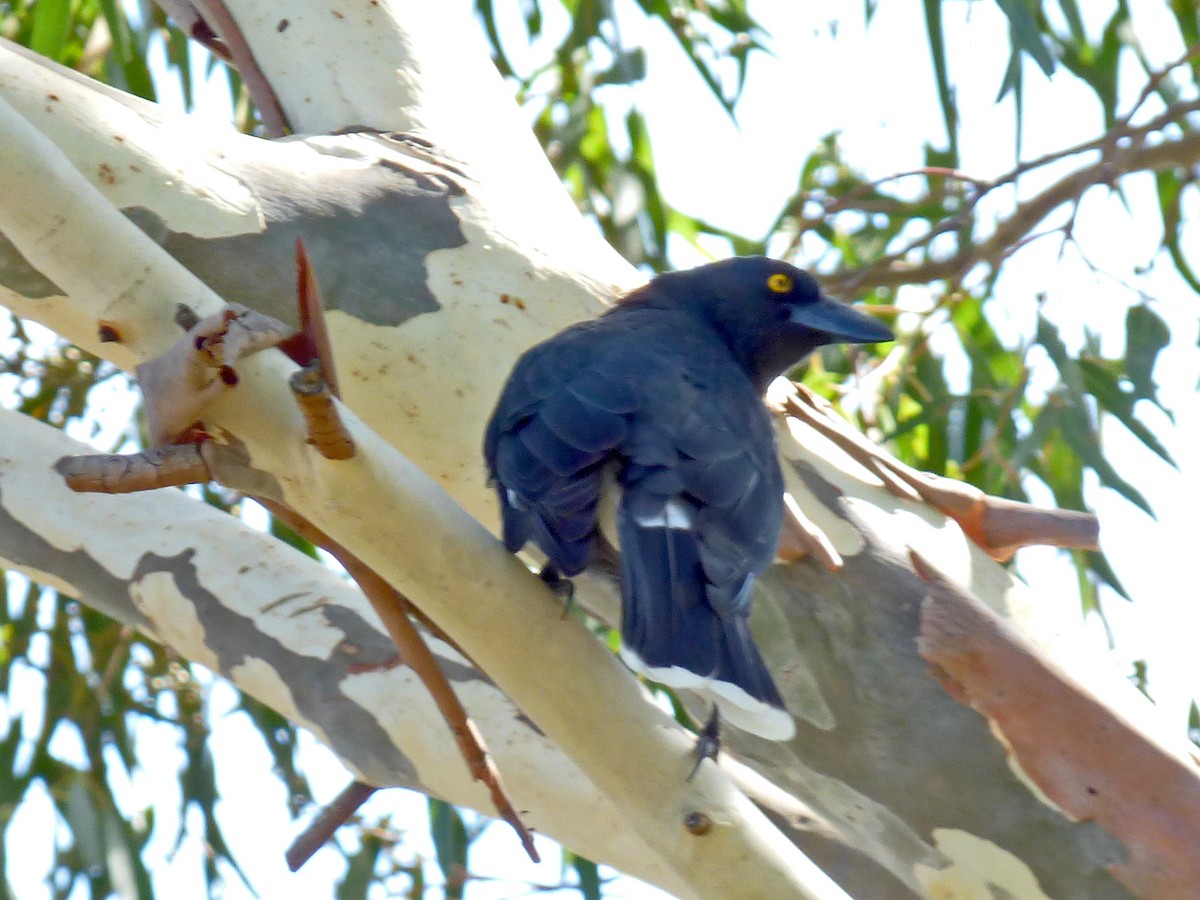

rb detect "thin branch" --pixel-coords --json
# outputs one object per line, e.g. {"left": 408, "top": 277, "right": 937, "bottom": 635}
{"left": 1124, "top": 40, "right": 1200, "bottom": 124}
{"left": 786, "top": 166, "right": 988, "bottom": 257}
{"left": 186, "top": 0, "right": 289, "bottom": 135}
{"left": 784, "top": 384, "right": 1099, "bottom": 561}
{"left": 817, "top": 98, "right": 1200, "bottom": 297}
{"left": 259, "top": 499, "right": 540, "bottom": 863}
{"left": 285, "top": 780, "right": 378, "bottom": 872}
{"left": 829, "top": 125, "right": 1200, "bottom": 295}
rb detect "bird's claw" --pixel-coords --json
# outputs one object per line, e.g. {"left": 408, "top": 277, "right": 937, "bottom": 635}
{"left": 538, "top": 564, "right": 576, "bottom": 616}
{"left": 687, "top": 706, "right": 721, "bottom": 781}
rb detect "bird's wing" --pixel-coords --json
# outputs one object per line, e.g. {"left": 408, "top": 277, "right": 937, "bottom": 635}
{"left": 615, "top": 341, "right": 793, "bottom": 739}
{"left": 485, "top": 322, "right": 641, "bottom": 574}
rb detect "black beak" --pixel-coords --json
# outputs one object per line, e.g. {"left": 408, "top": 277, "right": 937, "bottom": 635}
{"left": 788, "top": 296, "right": 894, "bottom": 345}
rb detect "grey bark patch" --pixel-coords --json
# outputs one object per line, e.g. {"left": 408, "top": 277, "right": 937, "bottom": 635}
{"left": 0, "top": 484, "right": 152, "bottom": 630}
{"left": 124, "top": 155, "right": 466, "bottom": 329}
{"left": 0, "top": 233, "right": 62, "bottom": 298}
{"left": 748, "top": 461, "right": 1132, "bottom": 900}
{"left": 131, "top": 548, "right": 421, "bottom": 787}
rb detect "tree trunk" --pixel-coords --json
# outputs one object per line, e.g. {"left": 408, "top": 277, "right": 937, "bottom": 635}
{"left": 0, "top": 3, "right": 1196, "bottom": 897}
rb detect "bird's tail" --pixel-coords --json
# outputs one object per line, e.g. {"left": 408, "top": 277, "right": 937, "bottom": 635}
{"left": 617, "top": 508, "right": 794, "bottom": 740}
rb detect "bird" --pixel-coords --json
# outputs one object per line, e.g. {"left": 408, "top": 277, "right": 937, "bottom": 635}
{"left": 484, "top": 257, "right": 893, "bottom": 740}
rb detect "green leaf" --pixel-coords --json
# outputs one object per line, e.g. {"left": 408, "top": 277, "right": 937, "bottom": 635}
{"left": 921, "top": 0, "right": 958, "bottom": 161}
{"left": 336, "top": 832, "right": 384, "bottom": 900}
{"left": 98, "top": 0, "right": 156, "bottom": 101}
{"left": 1078, "top": 357, "right": 1174, "bottom": 467}
{"left": 1155, "top": 169, "right": 1200, "bottom": 297}
{"left": 596, "top": 48, "right": 646, "bottom": 86}
{"left": 1058, "top": 399, "right": 1153, "bottom": 514}
{"left": 1125, "top": 304, "right": 1171, "bottom": 403}
{"left": 1035, "top": 314, "right": 1087, "bottom": 400}
{"left": 1086, "top": 548, "right": 1130, "bottom": 602}
{"left": 1071, "top": 550, "right": 1111, "bottom": 641}
{"left": 30, "top": 0, "right": 71, "bottom": 61}
{"left": 1056, "top": 0, "right": 1087, "bottom": 45}
{"left": 569, "top": 853, "right": 603, "bottom": 900}
{"left": 475, "top": 0, "right": 516, "bottom": 77}
{"left": 994, "top": 0, "right": 1056, "bottom": 76}
{"left": 429, "top": 798, "right": 470, "bottom": 899}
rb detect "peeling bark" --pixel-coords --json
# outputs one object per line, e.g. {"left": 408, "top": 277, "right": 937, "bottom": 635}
{"left": 914, "top": 552, "right": 1200, "bottom": 899}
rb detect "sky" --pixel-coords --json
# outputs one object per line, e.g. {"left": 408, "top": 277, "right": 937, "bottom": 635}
{"left": 4, "top": 0, "right": 1199, "bottom": 898}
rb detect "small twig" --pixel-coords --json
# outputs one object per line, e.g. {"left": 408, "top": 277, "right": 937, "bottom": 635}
{"left": 283, "top": 241, "right": 355, "bottom": 458}
{"left": 787, "top": 166, "right": 987, "bottom": 257}
{"left": 96, "top": 625, "right": 135, "bottom": 707}
{"left": 55, "top": 443, "right": 212, "bottom": 492}
{"left": 816, "top": 99, "right": 1200, "bottom": 298}
{"left": 290, "top": 364, "right": 356, "bottom": 460}
{"left": 960, "top": 367, "right": 1030, "bottom": 475}
{"left": 286, "top": 780, "right": 379, "bottom": 872}
{"left": 1125, "top": 40, "right": 1200, "bottom": 123}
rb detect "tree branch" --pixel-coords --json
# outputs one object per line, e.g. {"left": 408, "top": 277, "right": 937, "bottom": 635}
{"left": 821, "top": 100, "right": 1200, "bottom": 296}
{"left": 0, "top": 75, "right": 845, "bottom": 900}
{"left": 783, "top": 384, "right": 1099, "bottom": 560}
{"left": 0, "top": 408, "right": 693, "bottom": 896}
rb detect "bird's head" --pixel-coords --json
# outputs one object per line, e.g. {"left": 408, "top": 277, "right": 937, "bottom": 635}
{"left": 638, "top": 257, "right": 894, "bottom": 392}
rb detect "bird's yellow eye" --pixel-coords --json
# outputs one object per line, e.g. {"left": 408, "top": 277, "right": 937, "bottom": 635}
{"left": 767, "top": 273, "right": 793, "bottom": 294}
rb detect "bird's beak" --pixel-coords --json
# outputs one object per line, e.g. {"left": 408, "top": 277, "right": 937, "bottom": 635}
{"left": 788, "top": 297, "right": 894, "bottom": 344}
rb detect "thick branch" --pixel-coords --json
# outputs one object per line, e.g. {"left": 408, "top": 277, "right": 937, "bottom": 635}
{"left": 0, "top": 85, "right": 844, "bottom": 900}
{"left": 0, "top": 408, "right": 692, "bottom": 896}
{"left": 913, "top": 552, "right": 1200, "bottom": 899}
{"left": 784, "top": 384, "right": 1099, "bottom": 559}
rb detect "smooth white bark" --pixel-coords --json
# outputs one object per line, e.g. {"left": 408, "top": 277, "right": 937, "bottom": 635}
{"left": 0, "top": 80, "right": 848, "bottom": 899}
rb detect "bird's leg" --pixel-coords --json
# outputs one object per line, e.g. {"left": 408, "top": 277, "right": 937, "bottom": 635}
{"left": 687, "top": 706, "right": 722, "bottom": 781}
{"left": 537, "top": 563, "right": 576, "bottom": 616}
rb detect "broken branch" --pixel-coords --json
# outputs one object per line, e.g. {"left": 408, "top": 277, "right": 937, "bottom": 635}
{"left": 784, "top": 383, "right": 1099, "bottom": 560}
{"left": 290, "top": 364, "right": 356, "bottom": 460}
{"left": 285, "top": 780, "right": 379, "bottom": 872}
{"left": 55, "top": 443, "right": 212, "bottom": 493}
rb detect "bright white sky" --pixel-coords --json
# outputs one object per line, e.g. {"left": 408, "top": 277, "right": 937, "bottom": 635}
{"left": 4, "top": 1, "right": 1199, "bottom": 898}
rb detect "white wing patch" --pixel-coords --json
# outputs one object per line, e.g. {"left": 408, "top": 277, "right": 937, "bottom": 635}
{"left": 635, "top": 499, "right": 693, "bottom": 530}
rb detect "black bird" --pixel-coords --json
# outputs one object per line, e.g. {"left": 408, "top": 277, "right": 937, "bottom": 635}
{"left": 484, "top": 257, "right": 893, "bottom": 739}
